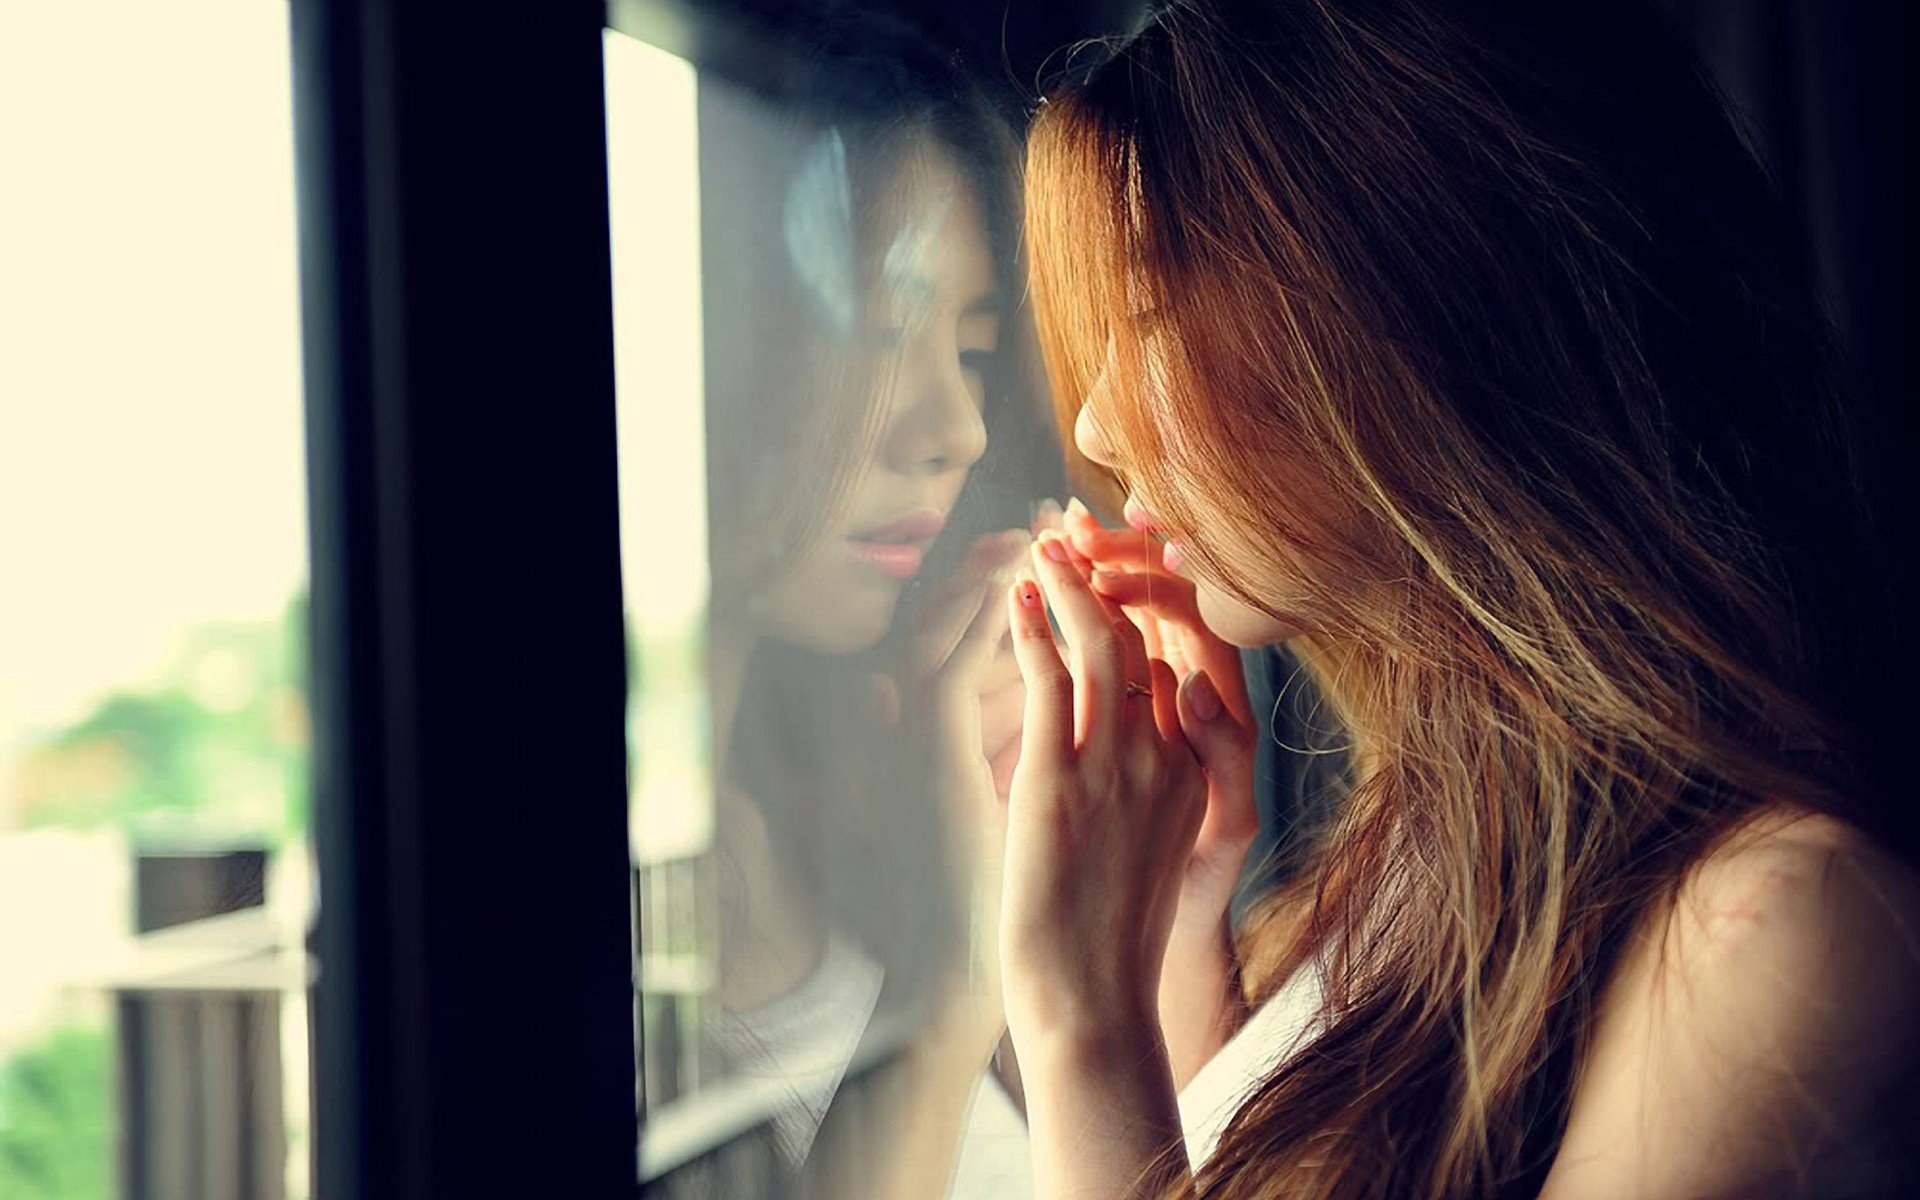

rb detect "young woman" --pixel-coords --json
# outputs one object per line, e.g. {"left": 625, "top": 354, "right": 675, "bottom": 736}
{"left": 979, "top": 1, "right": 1920, "bottom": 1197}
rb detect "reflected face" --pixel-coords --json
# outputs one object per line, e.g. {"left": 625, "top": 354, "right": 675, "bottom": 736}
{"left": 1073, "top": 374, "right": 1303, "bottom": 648}
{"left": 755, "top": 144, "right": 1000, "bottom": 652}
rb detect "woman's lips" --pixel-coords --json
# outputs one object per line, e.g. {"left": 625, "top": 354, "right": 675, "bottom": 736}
{"left": 1122, "top": 495, "right": 1163, "bottom": 534}
{"left": 1123, "top": 495, "right": 1189, "bottom": 573}
{"left": 847, "top": 507, "right": 945, "bottom": 580}
{"left": 848, "top": 540, "right": 926, "bottom": 580}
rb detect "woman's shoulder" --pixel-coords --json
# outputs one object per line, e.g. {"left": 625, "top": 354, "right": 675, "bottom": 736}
{"left": 1545, "top": 804, "right": 1920, "bottom": 1198}
{"left": 1631, "top": 803, "right": 1920, "bottom": 1051}
{"left": 1665, "top": 805, "right": 1920, "bottom": 969}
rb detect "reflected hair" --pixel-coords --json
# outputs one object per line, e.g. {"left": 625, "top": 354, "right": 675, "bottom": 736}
{"left": 711, "top": 11, "right": 1037, "bottom": 1019}
{"left": 708, "top": 14, "right": 1028, "bottom": 601}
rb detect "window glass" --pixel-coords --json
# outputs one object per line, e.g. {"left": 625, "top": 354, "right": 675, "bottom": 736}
{"left": 607, "top": 20, "right": 1062, "bottom": 1196}
{"left": 0, "top": 3, "right": 313, "bottom": 1199}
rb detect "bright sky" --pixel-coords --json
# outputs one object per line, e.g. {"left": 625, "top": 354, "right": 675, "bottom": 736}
{"left": 0, "top": 9, "right": 712, "bottom": 856}
{"left": 0, "top": 1, "right": 308, "bottom": 752}
{"left": 606, "top": 29, "right": 708, "bottom": 634}
{"left": 605, "top": 31, "right": 713, "bottom": 861}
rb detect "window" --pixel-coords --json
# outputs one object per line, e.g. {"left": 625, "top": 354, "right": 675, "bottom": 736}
{"left": 0, "top": 3, "right": 313, "bottom": 1197}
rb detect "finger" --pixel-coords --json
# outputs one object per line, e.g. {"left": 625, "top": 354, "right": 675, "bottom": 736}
{"left": 1031, "top": 533, "right": 1136, "bottom": 756}
{"left": 1177, "top": 669, "right": 1261, "bottom": 853}
{"left": 1031, "top": 496, "right": 1065, "bottom": 538}
{"left": 1005, "top": 572, "right": 1073, "bottom": 766}
{"left": 1090, "top": 569, "right": 1252, "bottom": 727}
{"left": 1128, "top": 601, "right": 1167, "bottom": 663}
{"left": 1081, "top": 556, "right": 1176, "bottom": 663}
{"left": 1148, "top": 656, "right": 1181, "bottom": 742}
{"left": 945, "top": 565, "right": 1013, "bottom": 679}
{"left": 974, "top": 645, "right": 1023, "bottom": 693}
{"left": 988, "top": 730, "right": 1022, "bottom": 799}
{"left": 1065, "top": 525, "right": 1168, "bottom": 571}
{"left": 920, "top": 531, "right": 1031, "bottom": 671}
{"left": 1059, "top": 536, "right": 1156, "bottom": 703}
{"left": 1088, "top": 566, "right": 1199, "bottom": 612}
{"left": 1091, "top": 572, "right": 1198, "bottom": 675}
{"left": 978, "top": 674, "right": 1025, "bottom": 756}
{"left": 1063, "top": 496, "right": 1104, "bottom": 537}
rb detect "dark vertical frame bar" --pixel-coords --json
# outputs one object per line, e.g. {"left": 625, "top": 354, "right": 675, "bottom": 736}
{"left": 289, "top": 2, "right": 638, "bottom": 1198}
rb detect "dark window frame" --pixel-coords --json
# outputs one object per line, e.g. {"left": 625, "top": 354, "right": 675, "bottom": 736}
{"left": 292, "top": 2, "right": 638, "bottom": 1197}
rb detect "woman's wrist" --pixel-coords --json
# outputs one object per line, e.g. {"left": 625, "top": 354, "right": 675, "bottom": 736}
{"left": 1017, "top": 1014, "right": 1190, "bottom": 1198}
{"left": 1007, "top": 988, "right": 1163, "bottom": 1066}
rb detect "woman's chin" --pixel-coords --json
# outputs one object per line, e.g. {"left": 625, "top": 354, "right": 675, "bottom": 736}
{"left": 1195, "top": 580, "right": 1302, "bottom": 648}
{"left": 762, "top": 590, "right": 897, "bottom": 654}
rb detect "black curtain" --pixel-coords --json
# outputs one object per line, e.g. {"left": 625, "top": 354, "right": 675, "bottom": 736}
{"left": 1666, "top": 0, "right": 1916, "bottom": 853}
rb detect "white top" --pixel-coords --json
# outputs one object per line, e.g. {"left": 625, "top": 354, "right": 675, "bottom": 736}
{"left": 706, "top": 927, "right": 1330, "bottom": 1195}
{"left": 948, "top": 951, "right": 1330, "bottom": 1199}
{"left": 705, "top": 927, "right": 886, "bottom": 1167}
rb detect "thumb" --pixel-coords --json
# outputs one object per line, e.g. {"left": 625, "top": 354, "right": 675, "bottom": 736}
{"left": 1176, "top": 669, "right": 1260, "bottom": 850}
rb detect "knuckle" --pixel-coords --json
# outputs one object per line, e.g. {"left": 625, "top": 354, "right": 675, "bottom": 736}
{"left": 1032, "top": 671, "right": 1074, "bottom": 703}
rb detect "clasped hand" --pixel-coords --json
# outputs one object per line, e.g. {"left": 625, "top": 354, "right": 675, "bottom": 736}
{"left": 998, "top": 524, "right": 1254, "bottom": 1054}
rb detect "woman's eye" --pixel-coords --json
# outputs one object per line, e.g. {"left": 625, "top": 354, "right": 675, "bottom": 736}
{"left": 959, "top": 347, "right": 998, "bottom": 376}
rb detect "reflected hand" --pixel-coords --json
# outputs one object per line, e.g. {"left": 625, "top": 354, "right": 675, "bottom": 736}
{"left": 879, "top": 527, "right": 1031, "bottom": 1023}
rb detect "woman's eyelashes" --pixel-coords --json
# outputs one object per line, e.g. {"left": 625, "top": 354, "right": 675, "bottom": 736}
{"left": 866, "top": 322, "right": 999, "bottom": 383}
{"left": 959, "top": 345, "right": 999, "bottom": 378}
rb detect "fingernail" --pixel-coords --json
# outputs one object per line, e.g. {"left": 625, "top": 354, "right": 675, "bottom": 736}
{"left": 1188, "top": 670, "right": 1222, "bottom": 721}
{"left": 1090, "top": 568, "right": 1121, "bottom": 589}
{"left": 1039, "top": 536, "right": 1070, "bottom": 563}
{"left": 1065, "top": 496, "right": 1092, "bottom": 523}
{"left": 1017, "top": 575, "right": 1043, "bottom": 608}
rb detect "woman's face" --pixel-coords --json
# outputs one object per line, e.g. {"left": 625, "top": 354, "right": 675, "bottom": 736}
{"left": 1073, "top": 379, "right": 1304, "bottom": 648}
{"left": 754, "top": 144, "right": 1000, "bottom": 652}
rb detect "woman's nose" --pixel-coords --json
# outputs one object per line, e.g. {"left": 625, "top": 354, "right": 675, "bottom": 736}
{"left": 882, "top": 354, "right": 988, "bottom": 477}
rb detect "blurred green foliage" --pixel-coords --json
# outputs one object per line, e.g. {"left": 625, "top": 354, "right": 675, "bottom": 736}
{"left": 17, "top": 593, "right": 310, "bottom": 849}
{"left": 0, "top": 1023, "right": 110, "bottom": 1200}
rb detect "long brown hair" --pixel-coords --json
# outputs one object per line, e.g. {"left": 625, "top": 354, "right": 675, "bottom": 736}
{"left": 1024, "top": 1, "right": 1893, "bottom": 1195}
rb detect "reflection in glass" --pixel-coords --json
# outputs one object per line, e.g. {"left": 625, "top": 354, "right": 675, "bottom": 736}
{"left": 610, "top": 18, "right": 1058, "bottom": 1197}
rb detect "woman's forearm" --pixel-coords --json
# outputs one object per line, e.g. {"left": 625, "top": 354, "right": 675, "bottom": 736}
{"left": 1159, "top": 920, "right": 1250, "bottom": 1091}
{"left": 1020, "top": 1017, "right": 1195, "bottom": 1200}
